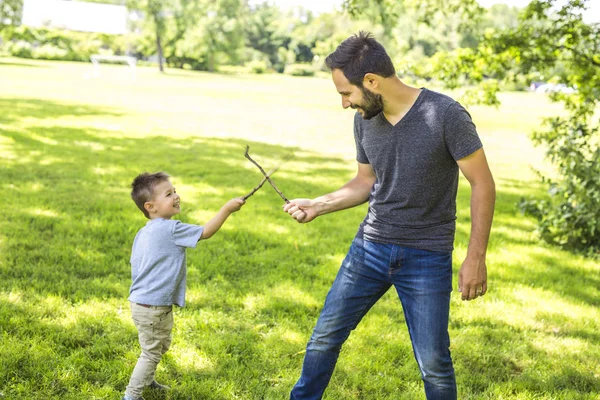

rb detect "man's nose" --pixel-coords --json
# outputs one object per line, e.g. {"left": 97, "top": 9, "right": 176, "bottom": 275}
{"left": 342, "top": 98, "right": 351, "bottom": 109}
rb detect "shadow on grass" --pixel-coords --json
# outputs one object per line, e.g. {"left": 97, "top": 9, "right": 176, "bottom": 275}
{"left": 0, "top": 97, "right": 124, "bottom": 125}
{"left": 0, "top": 59, "right": 48, "bottom": 68}
{"left": 0, "top": 97, "right": 598, "bottom": 399}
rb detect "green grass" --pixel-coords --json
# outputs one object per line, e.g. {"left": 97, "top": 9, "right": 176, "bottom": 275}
{"left": 0, "top": 57, "right": 598, "bottom": 399}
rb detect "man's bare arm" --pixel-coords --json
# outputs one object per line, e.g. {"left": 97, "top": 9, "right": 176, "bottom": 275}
{"left": 456, "top": 148, "right": 496, "bottom": 301}
{"left": 283, "top": 162, "right": 376, "bottom": 223}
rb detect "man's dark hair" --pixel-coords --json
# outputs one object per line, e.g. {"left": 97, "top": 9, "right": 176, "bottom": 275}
{"left": 131, "top": 172, "right": 170, "bottom": 219}
{"left": 325, "top": 31, "right": 395, "bottom": 87}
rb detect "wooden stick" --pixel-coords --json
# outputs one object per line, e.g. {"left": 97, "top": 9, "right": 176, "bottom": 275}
{"left": 244, "top": 145, "right": 290, "bottom": 203}
{"left": 243, "top": 166, "right": 279, "bottom": 200}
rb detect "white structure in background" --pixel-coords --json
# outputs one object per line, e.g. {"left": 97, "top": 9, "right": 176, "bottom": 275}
{"left": 22, "top": 0, "right": 128, "bottom": 34}
{"left": 22, "top": 0, "right": 138, "bottom": 80}
{"left": 90, "top": 54, "right": 137, "bottom": 80}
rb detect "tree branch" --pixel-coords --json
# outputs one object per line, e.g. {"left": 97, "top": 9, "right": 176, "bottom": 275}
{"left": 558, "top": 45, "right": 600, "bottom": 68}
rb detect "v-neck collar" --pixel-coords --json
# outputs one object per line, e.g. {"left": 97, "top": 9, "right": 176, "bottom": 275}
{"left": 378, "top": 88, "right": 427, "bottom": 128}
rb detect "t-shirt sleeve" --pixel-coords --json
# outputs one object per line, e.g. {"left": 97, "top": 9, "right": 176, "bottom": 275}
{"left": 171, "top": 220, "right": 204, "bottom": 248}
{"left": 354, "top": 113, "right": 369, "bottom": 164}
{"left": 443, "top": 102, "right": 483, "bottom": 161}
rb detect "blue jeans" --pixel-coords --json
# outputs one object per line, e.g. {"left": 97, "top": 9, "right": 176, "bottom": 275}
{"left": 290, "top": 237, "right": 456, "bottom": 400}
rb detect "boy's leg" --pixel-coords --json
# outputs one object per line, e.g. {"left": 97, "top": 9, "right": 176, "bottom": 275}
{"left": 125, "top": 303, "right": 174, "bottom": 399}
{"left": 392, "top": 247, "right": 456, "bottom": 400}
{"left": 290, "top": 238, "right": 392, "bottom": 400}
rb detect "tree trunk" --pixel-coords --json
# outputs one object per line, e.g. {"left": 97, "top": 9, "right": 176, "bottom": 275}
{"left": 208, "top": 51, "right": 214, "bottom": 72}
{"left": 153, "top": 12, "right": 164, "bottom": 73}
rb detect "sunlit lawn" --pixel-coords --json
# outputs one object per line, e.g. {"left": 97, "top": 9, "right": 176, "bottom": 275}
{"left": 0, "top": 57, "right": 598, "bottom": 399}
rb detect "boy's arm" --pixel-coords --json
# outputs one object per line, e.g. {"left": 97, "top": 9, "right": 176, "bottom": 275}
{"left": 200, "top": 198, "right": 245, "bottom": 240}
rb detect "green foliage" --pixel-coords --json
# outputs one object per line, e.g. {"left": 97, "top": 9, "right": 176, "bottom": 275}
{"left": 31, "top": 43, "right": 68, "bottom": 60}
{"left": 283, "top": 63, "right": 315, "bottom": 77}
{"left": 244, "top": 2, "right": 288, "bottom": 72}
{"left": 78, "top": 0, "right": 125, "bottom": 3}
{"left": 127, "top": 0, "right": 246, "bottom": 72}
{"left": 0, "top": 0, "right": 23, "bottom": 28}
{"left": 1, "top": 25, "right": 127, "bottom": 61}
{"left": 3, "top": 0, "right": 511, "bottom": 78}
{"left": 245, "top": 59, "right": 268, "bottom": 74}
{"left": 344, "top": 0, "right": 401, "bottom": 36}
{"left": 497, "top": 0, "right": 599, "bottom": 256}
{"left": 521, "top": 112, "right": 600, "bottom": 256}
{"left": 7, "top": 40, "right": 31, "bottom": 57}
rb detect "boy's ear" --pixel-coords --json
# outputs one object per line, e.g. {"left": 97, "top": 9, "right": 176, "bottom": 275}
{"left": 144, "top": 201, "right": 154, "bottom": 214}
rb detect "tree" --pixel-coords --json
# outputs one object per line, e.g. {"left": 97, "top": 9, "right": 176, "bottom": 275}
{"left": 0, "top": 0, "right": 23, "bottom": 31}
{"left": 244, "top": 2, "right": 289, "bottom": 71}
{"left": 344, "top": 0, "right": 483, "bottom": 38}
{"left": 127, "top": 0, "right": 245, "bottom": 72}
{"left": 498, "top": 0, "right": 599, "bottom": 255}
{"left": 171, "top": 0, "right": 245, "bottom": 71}
{"left": 127, "top": 0, "right": 170, "bottom": 72}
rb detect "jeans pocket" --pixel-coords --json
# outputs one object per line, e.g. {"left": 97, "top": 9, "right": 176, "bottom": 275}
{"left": 343, "top": 237, "right": 365, "bottom": 265}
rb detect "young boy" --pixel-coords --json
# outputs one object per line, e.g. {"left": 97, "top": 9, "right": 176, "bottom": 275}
{"left": 123, "top": 171, "right": 245, "bottom": 400}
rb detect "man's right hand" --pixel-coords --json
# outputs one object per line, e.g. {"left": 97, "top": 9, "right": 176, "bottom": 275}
{"left": 283, "top": 198, "right": 319, "bottom": 223}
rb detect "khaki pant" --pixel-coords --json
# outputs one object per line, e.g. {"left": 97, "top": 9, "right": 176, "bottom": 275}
{"left": 125, "top": 302, "right": 174, "bottom": 398}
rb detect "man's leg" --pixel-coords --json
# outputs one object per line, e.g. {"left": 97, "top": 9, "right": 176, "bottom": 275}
{"left": 392, "top": 247, "right": 456, "bottom": 400}
{"left": 291, "top": 238, "right": 392, "bottom": 400}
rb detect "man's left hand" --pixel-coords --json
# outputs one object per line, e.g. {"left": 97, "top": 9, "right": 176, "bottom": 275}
{"left": 458, "top": 256, "right": 487, "bottom": 301}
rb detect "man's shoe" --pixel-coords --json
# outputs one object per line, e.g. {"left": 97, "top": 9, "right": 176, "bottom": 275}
{"left": 122, "top": 396, "right": 144, "bottom": 400}
{"left": 148, "top": 380, "right": 170, "bottom": 391}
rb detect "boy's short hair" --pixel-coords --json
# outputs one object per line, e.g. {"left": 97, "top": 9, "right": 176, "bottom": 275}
{"left": 131, "top": 172, "right": 170, "bottom": 219}
{"left": 325, "top": 31, "right": 395, "bottom": 87}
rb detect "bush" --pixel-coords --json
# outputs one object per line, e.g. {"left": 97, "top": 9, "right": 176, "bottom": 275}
{"left": 1, "top": 26, "right": 126, "bottom": 62}
{"left": 520, "top": 113, "right": 600, "bottom": 258}
{"left": 33, "top": 44, "right": 68, "bottom": 60}
{"left": 283, "top": 63, "right": 315, "bottom": 77}
{"left": 246, "top": 60, "right": 268, "bottom": 74}
{"left": 219, "top": 65, "right": 250, "bottom": 74}
{"left": 9, "top": 41, "right": 33, "bottom": 58}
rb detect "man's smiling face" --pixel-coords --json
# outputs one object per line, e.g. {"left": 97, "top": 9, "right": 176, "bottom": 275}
{"left": 332, "top": 68, "right": 384, "bottom": 120}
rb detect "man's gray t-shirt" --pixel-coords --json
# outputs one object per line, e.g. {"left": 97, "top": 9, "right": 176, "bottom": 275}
{"left": 354, "top": 88, "right": 482, "bottom": 252}
{"left": 129, "top": 218, "right": 204, "bottom": 307}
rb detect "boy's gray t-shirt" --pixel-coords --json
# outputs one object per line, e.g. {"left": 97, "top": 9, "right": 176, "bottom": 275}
{"left": 354, "top": 88, "right": 483, "bottom": 252}
{"left": 129, "top": 218, "right": 204, "bottom": 307}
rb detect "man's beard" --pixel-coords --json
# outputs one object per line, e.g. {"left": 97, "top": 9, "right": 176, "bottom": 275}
{"left": 352, "top": 87, "right": 384, "bottom": 120}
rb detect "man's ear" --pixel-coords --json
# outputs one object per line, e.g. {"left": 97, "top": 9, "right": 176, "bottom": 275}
{"left": 144, "top": 201, "right": 154, "bottom": 214}
{"left": 363, "top": 73, "right": 380, "bottom": 91}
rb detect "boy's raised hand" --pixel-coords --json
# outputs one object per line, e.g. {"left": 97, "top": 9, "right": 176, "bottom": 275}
{"left": 201, "top": 197, "right": 245, "bottom": 240}
{"left": 223, "top": 197, "right": 246, "bottom": 213}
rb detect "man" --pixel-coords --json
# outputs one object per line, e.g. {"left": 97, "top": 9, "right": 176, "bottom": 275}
{"left": 283, "top": 31, "right": 495, "bottom": 400}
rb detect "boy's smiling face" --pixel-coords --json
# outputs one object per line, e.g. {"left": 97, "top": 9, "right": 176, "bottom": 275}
{"left": 145, "top": 179, "right": 180, "bottom": 219}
